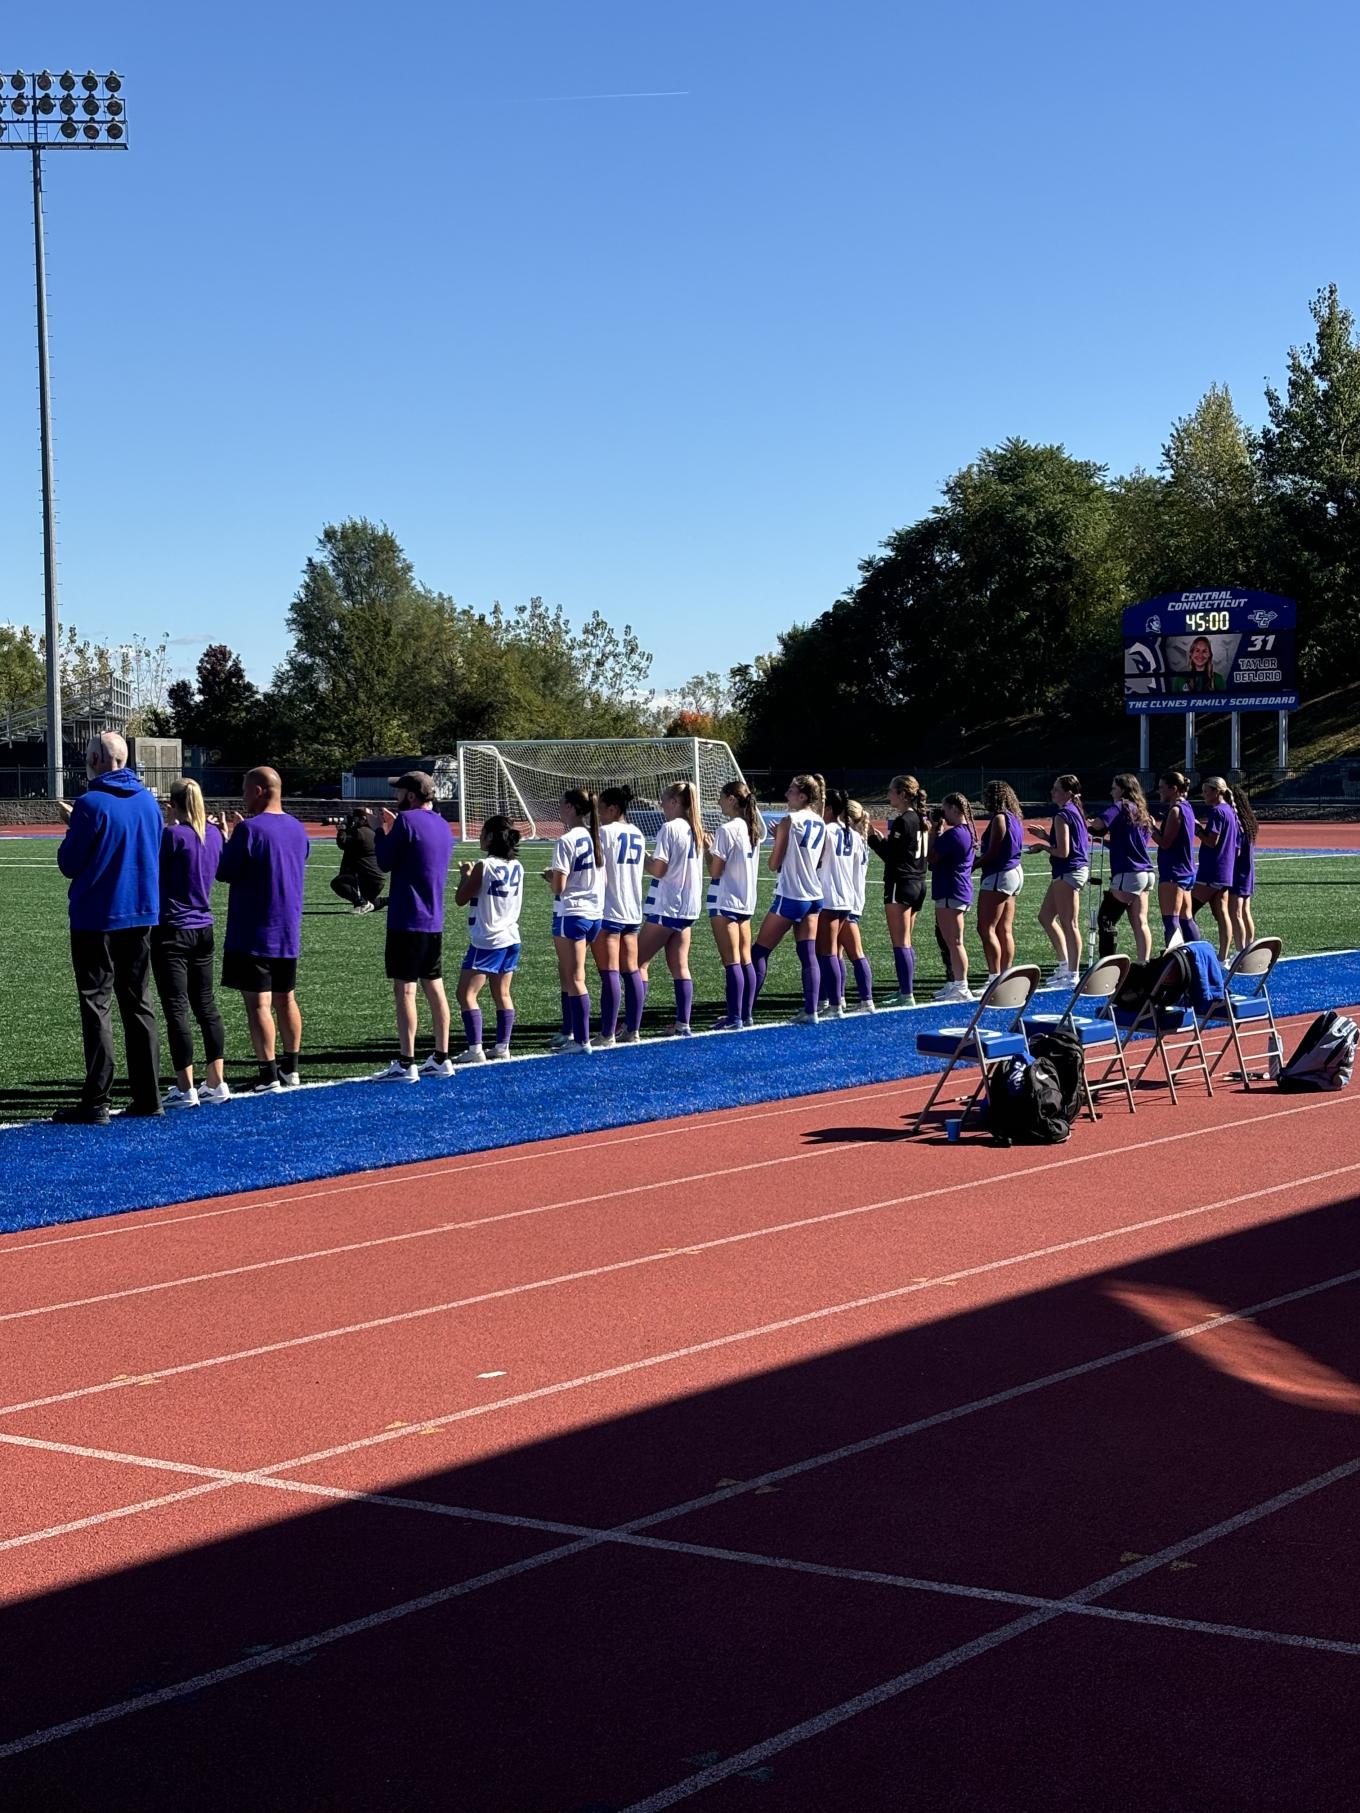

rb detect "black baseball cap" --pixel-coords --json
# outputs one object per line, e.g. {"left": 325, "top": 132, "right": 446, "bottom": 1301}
{"left": 390, "top": 771, "right": 435, "bottom": 800}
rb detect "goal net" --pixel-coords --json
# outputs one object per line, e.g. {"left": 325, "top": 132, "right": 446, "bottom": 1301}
{"left": 457, "top": 738, "right": 750, "bottom": 842}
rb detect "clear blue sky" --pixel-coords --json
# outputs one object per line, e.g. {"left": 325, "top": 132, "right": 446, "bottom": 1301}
{"left": 1, "top": 0, "right": 1356, "bottom": 696}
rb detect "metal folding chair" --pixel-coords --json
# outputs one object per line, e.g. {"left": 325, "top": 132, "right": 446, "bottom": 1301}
{"left": 1025, "top": 953, "right": 1135, "bottom": 1120}
{"left": 912, "top": 965, "right": 1042, "bottom": 1135}
{"left": 1115, "top": 947, "right": 1213, "bottom": 1104}
{"left": 1204, "top": 937, "right": 1285, "bottom": 1088}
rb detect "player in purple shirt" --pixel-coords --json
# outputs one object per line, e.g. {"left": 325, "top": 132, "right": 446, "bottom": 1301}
{"left": 152, "top": 779, "right": 229, "bottom": 1109}
{"left": 213, "top": 767, "right": 310, "bottom": 1093}
{"left": 370, "top": 771, "right": 455, "bottom": 1083}
{"left": 1031, "top": 773, "right": 1090, "bottom": 986}
{"left": 1089, "top": 774, "right": 1154, "bottom": 961}
{"left": 927, "top": 792, "right": 977, "bottom": 1002}
{"left": 975, "top": 779, "right": 1026, "bottom": 983}
{"left": 1229, "top": 784, "right": 1260, "bottom": 957}
{"left": 1192, "top": 776, "right": 1241, "bottom": 961}
{"left": 1154, "top": 769, "right": 1199, "bottom": 950}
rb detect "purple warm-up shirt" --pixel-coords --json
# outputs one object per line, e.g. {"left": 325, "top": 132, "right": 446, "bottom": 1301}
{"left": 980, "top": 811, "right": 1025, "bottom": 877}
{"left": 374, "top": 808, "right": 454, "bottom": 933}
{"left": 159, "top": 822, "right": 224, "bottom": 932}
{"left": 1049, "top": 801, "right": 1090, "bottom": 878}
{"left": 1157, "top": 799, "right": 1197, "bottom": 886}
{"left": 218, "top": 812, "right": 310, "bottom": 957}
{"left": 1100, "top": 802, "right": 1153, "bottom": 874}
{"left": 1196, "top": 802, "right": 1239, "bottom": 888}
{"left": 931, "top": 823, "right": 975, "bottom": 906}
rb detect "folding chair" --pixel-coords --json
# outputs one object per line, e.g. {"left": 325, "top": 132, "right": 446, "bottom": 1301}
{"left": 1025, "top": 954, "right": 1135, "bottom": 1120}
{"left": 912, "top": 965, "right": 1042, "bottom": 1135}
{"left": 1203, "top": 937, "right": 1284, "bottom": 1088}
{"left": 1115, "top": 947, "right": 1213, "bottom": 1104}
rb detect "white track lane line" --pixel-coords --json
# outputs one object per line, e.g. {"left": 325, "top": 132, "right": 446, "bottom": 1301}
{"left": 618, "top": 1455, "right": 1360, "bottom": 1813}
{"left": 0, "top": 1077, "right": 931, "bottom": 1261}
{"left": 5, "top": 1441, "right": 1357, "bottom": 1765}
{"left": 5, "top": 1187, "right": 1357, "bottom": 1553}
{"left": 3, "top": 1098, "right": 1355, "bottom": 1421}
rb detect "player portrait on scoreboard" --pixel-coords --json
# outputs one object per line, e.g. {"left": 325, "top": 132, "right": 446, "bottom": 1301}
{"left": 1121, "top": 590, "right": 1298, "bottom": 713}
{"left": 1168, "top": 633, "right": 1234, "bottom": 694}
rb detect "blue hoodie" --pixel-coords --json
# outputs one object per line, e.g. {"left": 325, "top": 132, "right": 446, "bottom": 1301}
{"left": 57, "top": 768, "right": 162, "bottom": 932}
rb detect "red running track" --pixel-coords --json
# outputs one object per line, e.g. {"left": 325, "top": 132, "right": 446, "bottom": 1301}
{"left": 2, "top": 1036, "right": 1359, "bottom": 1811}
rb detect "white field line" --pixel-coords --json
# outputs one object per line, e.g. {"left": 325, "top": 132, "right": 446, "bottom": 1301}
{"left": 3, "top": 1100, "right": 1356, "bottom": 1423}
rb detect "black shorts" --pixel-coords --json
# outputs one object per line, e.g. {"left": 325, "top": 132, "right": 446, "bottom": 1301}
{"left": 221, "top": 949, "right": 299, "bottom": 995}
{"left": 885, "top": 877, "right": 927, "bottom": 911}
{"left": 385, "top": 929, "right": 444, "bottom": 982}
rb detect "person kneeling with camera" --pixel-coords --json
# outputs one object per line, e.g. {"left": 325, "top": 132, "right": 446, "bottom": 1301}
{"left": 329, "top": 809, "right": 385, "bottom": 914}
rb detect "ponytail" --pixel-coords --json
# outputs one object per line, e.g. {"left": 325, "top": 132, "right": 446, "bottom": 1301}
{"left": 1234, "top": 782, "right": 1259, "bottom": 845}
{"left": 792, "top": 772, "right": 825, "bottom": 812}
{"left": 482, "top": 814, "right": 522, "bottom": 860}
{"left": 846, "top": 799, "right": 870, "bottom": 839}
{"left": 1160, "top": 769, "right": 1189, "bottom": 796}
{"left": 721, "top": 779, "right": 762, "bottom": 851}
{"left": 892, "top": 773, "right": 929, "bottom": 817}
{"left": 1113, "top": 772, "right": 1153, "bottom": 831}
{"left": 562, "top": 787, "right": 602, "bottom": 866}
{"left": 825, "top": 786, "right": 852, "bottom": 827}
{"left": 666, "top": 780, "right": 708, "bottom": 852}
{"left": 171, "top": 777, "right": 207, "bottom": 845}
{"left": 1056, "top": 773, "right": 1081, "bottom": 801}
{"left": 600, "top": 784, "right": 634, "bottom": 818}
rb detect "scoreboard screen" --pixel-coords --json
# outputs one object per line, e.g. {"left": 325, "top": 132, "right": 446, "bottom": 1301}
{"left": 1122, "top": 589, "right": 1297, "bottom": 713}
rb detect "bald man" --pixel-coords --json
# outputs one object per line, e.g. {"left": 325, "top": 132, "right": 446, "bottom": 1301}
{"left": 54, "top": 732, "right": 164, "bottom": 1124}
{"left": 214, "top": 766, "right": 310, "bottom": 1091}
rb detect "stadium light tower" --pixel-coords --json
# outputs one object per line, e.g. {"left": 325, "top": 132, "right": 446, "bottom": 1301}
{"left": 0, "top": 69, "right": 128, "bottom": 798}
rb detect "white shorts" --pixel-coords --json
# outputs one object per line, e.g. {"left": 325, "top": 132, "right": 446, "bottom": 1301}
{"left": 936, "top": 897, "right": 971, "bottom": 913}
{"left": 979, "top": 869, "right": 1024, "bottom": 897}
{"left": 1057, "top": 867, "right": 1089, "bottom": 891}
{"left": 1112, "top": 871, "right": 1154, "bottom": 895}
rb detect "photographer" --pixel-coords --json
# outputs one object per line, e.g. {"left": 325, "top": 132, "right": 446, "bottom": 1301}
{"left": 328, "top": 808, "right": 385, "bottom": 914}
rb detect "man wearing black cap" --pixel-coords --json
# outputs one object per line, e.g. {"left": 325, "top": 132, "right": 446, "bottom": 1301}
{"left": 369, "top": 771, "right": 455, "bottom": 1082}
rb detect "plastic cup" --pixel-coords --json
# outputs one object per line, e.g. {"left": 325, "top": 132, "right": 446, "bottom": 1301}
{"left": 946, "top": 1117, "right": 962, "bottom": 1143}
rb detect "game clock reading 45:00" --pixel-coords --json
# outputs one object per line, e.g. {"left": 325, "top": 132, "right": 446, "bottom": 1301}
{"left": 1122, "top": 590, "right": 1298, "bottom": 713}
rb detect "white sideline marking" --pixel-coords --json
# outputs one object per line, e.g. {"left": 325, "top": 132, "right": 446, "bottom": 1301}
{"left": 2, "top": 1100, "right": 1355, "bottom": 1421}
{"left": 618, "top": 1455, "right": 1360, "bottom": 1812}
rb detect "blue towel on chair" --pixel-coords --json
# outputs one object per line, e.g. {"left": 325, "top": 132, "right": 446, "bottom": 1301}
{"left": 1179, "top": 941, "right": 1226, "bottom": 1013}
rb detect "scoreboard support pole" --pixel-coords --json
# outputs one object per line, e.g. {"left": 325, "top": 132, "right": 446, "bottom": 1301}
{"left": 1138, "top": 716, "right": 1150, "bottom": 775}
{"left": 1230, "top": 712, "right": 1242, "bottom": 775}
{"left": 1185, "top": 712, "right": 1196, "bottom": 777}
{"left": 1278, "top": 710, "right": 1289, "bottom": 775}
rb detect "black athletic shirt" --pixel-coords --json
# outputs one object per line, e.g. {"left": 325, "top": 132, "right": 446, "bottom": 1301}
{"left": 868, "top": 809, "right": 927, "bottom": 885}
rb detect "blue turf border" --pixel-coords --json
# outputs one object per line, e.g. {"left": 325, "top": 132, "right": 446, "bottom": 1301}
{"left": 3, "top": 951, "right": 1358, "bottom": 1234}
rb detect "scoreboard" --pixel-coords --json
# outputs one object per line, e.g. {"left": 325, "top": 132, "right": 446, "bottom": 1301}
{"left": 1122, "top": 590, "right": 1297, "bottom": 713}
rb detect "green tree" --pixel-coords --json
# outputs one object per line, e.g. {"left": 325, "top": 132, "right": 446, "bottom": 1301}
{"left": 1258, "top": 284, "right": 1360, "bottom": 676}
{"left": 169, "top": 644, "right": 271, "bottom": 760}
{"left": 0, "top": 625, "right": 43, "bottom": 722}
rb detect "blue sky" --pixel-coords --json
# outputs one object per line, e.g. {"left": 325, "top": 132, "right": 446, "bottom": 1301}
{"left": 1, "top": 0, "right": 1356, "bottom": 697}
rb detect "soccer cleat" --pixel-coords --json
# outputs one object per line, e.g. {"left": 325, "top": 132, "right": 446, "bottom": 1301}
{"left": 163, "top": 1086, "right": 200, "bottom": 1110}
{"left": 548, "top": 1030, "right": 572, "bottom": 1050}
{"left": 372, "top": 1060, "right": 419, "bottom": 1084}
{"left": 709, "top": 1017, "right": 741, "bottom": 1033}
{"left": 594, "top": 1034, "right": 617, "bottom": 1050}
{"left": 557, "top": 1039, "right": 593, "bottom": 1055}
{"left": 489, "top": 1043, "right": 513, "bottom": 1061}
{"left": 51, "top": 1101, "right": 110, "bottom": 1126}
{"left": 615, "top": 1028, "right": 641, "bottom": 1045}
{"left": 199, "top": 1082, "right": 232, "bottom": 1105}
{"left": 672, "top": 1023, "right": 694, "bottom": 1037}
{"left": 450, "top": 1049, "right": 485, "bottom": 1068}
{"left": 885, "top": 991, "right": 916, "bottom": 1008}
{"left": 792, "top": 1010, "right": 820, "bottom": 1026}
{"left": 854, "top": 998, "right": 877, "bottom": 1014}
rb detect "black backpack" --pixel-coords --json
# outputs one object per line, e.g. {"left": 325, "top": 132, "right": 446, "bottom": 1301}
{"left": 1277, "top": 1012, "right": 1358, "bottom": 1092}
{"left": 1028, "top": 1028, "right": 1085, "bottom": 1125}
{"left": 985, "top": 1055, "right": 1073, "bottom": 1146}
{"left": 1114, "top": 958, "right": 1164, "bottom": 1015}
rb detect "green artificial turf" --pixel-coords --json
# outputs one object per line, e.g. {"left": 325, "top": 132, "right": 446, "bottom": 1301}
{"left": 1, "top": 838, "right": 1355, "bottom": 1122}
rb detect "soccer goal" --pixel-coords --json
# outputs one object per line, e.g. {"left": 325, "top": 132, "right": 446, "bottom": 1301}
{"left": 457, "top": 738, "right": 749, "bottom": 842}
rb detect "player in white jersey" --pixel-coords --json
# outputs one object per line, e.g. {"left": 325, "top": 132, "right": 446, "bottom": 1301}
{"left": 751, "top": 773, "right": 826, "bottom": 1023}
{"left": 816, "top": 793, "right": 875, "bottom": 1016}
{"left": 548, "top": 788, "right": 604, "bottom": 1053}
{"left": 592, "top": 785, "right": 647, "bottom": 1048}
{"left": 707, "top": 780, "right": 765, "bottom": 1029}
{"left": 452, "top": 816, "right": 525, "bottom": 1062}
{"left": 637, "top": 781, "right": 707, "bottom": 1035}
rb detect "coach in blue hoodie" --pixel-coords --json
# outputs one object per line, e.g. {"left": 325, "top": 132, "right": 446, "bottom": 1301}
{"left": 54, "top": 732, "right": 164, "bottom": 1124}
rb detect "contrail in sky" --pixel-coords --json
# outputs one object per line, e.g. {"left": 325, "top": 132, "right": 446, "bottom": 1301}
{"left": 501, "top": 90, "right": 689, "bottom": 102}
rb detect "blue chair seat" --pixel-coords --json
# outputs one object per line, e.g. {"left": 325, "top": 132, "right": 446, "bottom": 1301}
{"left": 916, "top": 1028, "right": 1029, "bottom": 1060}
{"left": 1115, "top": 1005, "right": 1190, "bottom": 1032}
{"left": 1025, "top": 1012, "right": 1116, "bottom": 1046}
{"left": 1211, "top": 995, "right": 1270, "bottom": 1021}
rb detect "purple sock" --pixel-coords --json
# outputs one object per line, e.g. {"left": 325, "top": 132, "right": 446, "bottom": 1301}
{"left": 569, "top": 993, "right": 590, "bottom": 1045}
{"left": 742, "top": 962, "right": 758, "bottom": 1022}
{"left": 818, "top": 953, "right": 837, "bottom": 1009}
{"left": 834, "top": 954, "right": 847, "bottom": 1004}
{"left": 461, "top": 1008, "right": 482, "bottom": 1049}
{"left": 893, "top": 945, "right": 912, "bottom": 992}
{"left": 852, "top": 955, "right": 873, "bottom": 1002}
{"left": 796, "top": 941, "right": 818, "bottom": 1014}
{"left": 559, "top": 991, "right": 570, "bottom": 1035}
{"left": 673, "top": 977, "right": 694, "bottom": 1026}
{"left": 1179, "top": 915, "right": 1200, "bottom": 942}
{"left": 724, "top": 964, "right": 743, "bottom": 1022}
{"left": 1162, "top": 914, "right": 1178, "bottom": 942}
{"left": 752, "top": 946, "right": 771, "bottom": 1001}
{"left": 624, "top": 969, "right": 648, "bottom": 1033}
{"left": 495, "top": 1007, "right": 515, "bottom": 1049}
{"left": 598, "top": 969, "right": 622, "bottom": 1039}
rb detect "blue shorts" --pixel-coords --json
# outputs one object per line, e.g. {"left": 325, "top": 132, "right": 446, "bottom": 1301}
{"left": 462, "top": 943, "right": 521, "bottom": 975}
{"left": 820, "top": 907, "right": 859, "bottom": 923}
{"left": 599, "top": 918, "right": 641, "bottom": 937}
{"left": 644, "top": 912, "right": 695, "bottom": 931}
{"left": 554, "top": 915, "right": 603, "bottom": 943}
{"left": 708, "top": 908, "right": 752, "bottom": 923}
{"left": 770, "top": 895, "right": 821, "bottom": 924}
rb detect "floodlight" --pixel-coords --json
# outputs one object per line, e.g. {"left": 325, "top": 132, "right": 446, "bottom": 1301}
{"left": 105, "top": 72, "right": 122, "bottom": 93}
{"left": 82, "top": 97, "right": 98, "bottom": 117}
{"left": 106, "top": 121, "right": 123, "bottom": 141}
{"left": 80, "top": 71, "right": 98, "bottom": 93}
{"left": 59, "top": 120, "right": 76, "bottom": 139}
{"left": 11, "top": 97, "right": 27, "bottom": 116}
{"left": 37, "top": 95, "right": 54, "bottom": 115}
{"left": 59, "top": 96, "right": 76, "bottom": 116}
{"left": 107, "top": 98, "right": 124, "bottom": 117}
{"left": 10, "top": 72, "right": 25, "bottom": 92}
{"left": 82, "top": 122, "right": 98, "bottom": 140}
{"left": 36, "top": 72, "right": 52, "bottom": 91}
{"left": 59, "top": 71, "right": 75, "bottom": 92}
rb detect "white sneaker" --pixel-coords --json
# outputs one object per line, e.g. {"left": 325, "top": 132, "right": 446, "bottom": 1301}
{"left": 548, "top": 1030, "right": 572, "bottom": 1050}
{"left": 855, "top": 999, "right": 877, "bottom": 1014}
{"left": 558, "top": 1039, "right": 593, "bottom": 1055}
{"left": 421, "top": 1055, "right": 456, "bottom": 1076}
{"left": 450, "top": 1048, "right": 485, "bottom": 1067}
{"left": 199, "top": 1082, "right": 231, "bottom": 1106}
{"left": 251, "top": 1077, "right": 284, "bottom": 1095}
{"left": 826, "top": 1002, "right": 846, "bottom": 1019}
{"left": 793, "top": 1010, "right": 820, "bottom": 1026}
{"left": 163, "top": 1085, "right": 199, "bottom": 1110}
{"left": 933, "top": 982, "right": 962, "bottom": 1003}
{"left": 1049, "top": 967, "right": 1075, "bottom": 989}
{"left": 595, "top": 1034, "right": 617, "bottom": 1050}
{"left": 280, "top": 1071, "right": 301, "bottom": 1088}
{"left": 490, "top": 1043, "right": 512, "bottom": 1061}
{"left": 615, "top": 1028, "right": 640, "bottom": 1046}
{"left": 372, "top": 1060, "right": 419, "bottom": 1084}
{"left": 354, "top": 900, "right": 377, "bottom": 915}
{"left": 710, "top": 1018, "right": 742, "bottom": 1033}
{"left": 672, "top": 1023, "right": 694, "bottom": 1037}
{"left": 885, "top": 992, "right": 916, "bottom": 1009}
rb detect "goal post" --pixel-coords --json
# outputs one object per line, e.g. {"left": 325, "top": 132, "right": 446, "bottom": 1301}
{"left": 456, "top": 737, "right": 750, "bottom": 843}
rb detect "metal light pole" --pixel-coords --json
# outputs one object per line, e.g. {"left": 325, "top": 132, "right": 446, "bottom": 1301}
{"left": 0, "top": 69, "right": 127, "bottom": 798}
